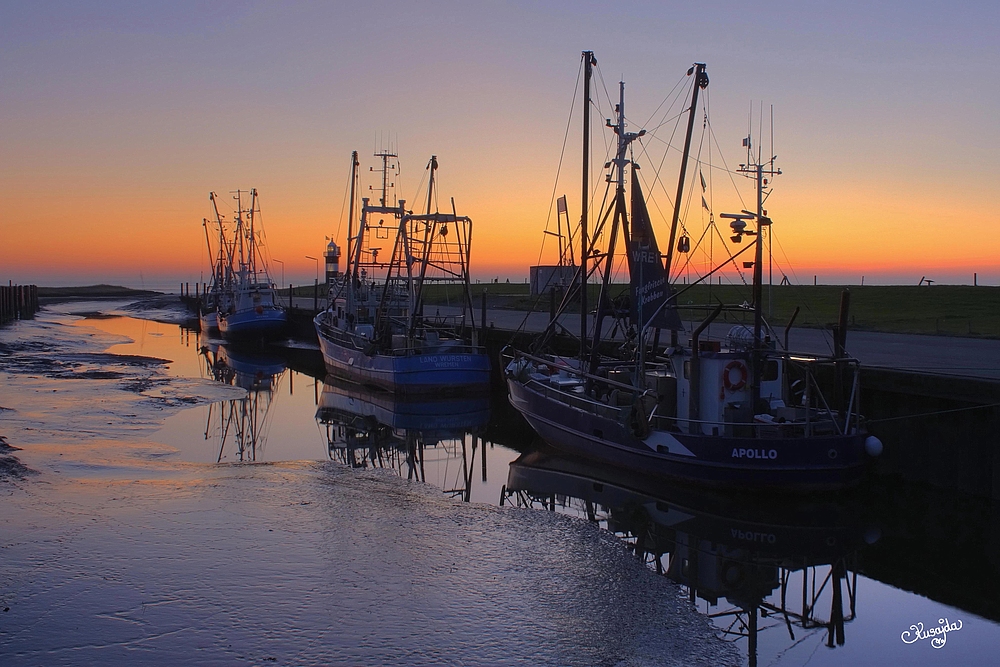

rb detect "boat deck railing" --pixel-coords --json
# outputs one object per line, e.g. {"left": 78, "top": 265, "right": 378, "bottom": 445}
{"left": 505, "top": 346, "right": 862, "bottom": 438}
{"left": 525, "top": 377, "right": 848, "bottom": 439}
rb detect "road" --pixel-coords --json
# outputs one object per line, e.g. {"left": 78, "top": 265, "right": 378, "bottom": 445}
{"left": 289, "top": 296, "right": 1000, "bottom": 380}
{"left": 432, "top": 305, "right": 1000, "bottom": 380}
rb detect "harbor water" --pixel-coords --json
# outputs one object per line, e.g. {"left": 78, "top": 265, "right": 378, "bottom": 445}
{"left": 1, "top": 300, "right": 998, "bottom": 665}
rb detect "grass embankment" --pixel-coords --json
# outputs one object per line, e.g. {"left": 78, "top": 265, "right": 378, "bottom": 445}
{"left": 421, "top": 283, "right": 1000, "bottom": 338}
{"left": 38, "top": 285, "right": 161, "bottom": 298}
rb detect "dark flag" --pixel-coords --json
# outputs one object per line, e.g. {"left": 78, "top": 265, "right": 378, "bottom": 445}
{"left": 626, "top": 176, "right": 682, "bottom": 331}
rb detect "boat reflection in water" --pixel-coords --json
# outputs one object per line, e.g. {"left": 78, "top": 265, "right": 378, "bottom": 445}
{"left": 501, "top": 451, "right": 880, "bottom": 667}
{"left": 201, "top": 343, "right": 287, "bottom": 462}
{"left": 316, "top": 377, "right": 490, "bottom": 501}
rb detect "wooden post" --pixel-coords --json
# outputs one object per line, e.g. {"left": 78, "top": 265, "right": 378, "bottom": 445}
{"left": 314, "top": 279, "right": 318, "bottom": 312}
{"left": 289, "top": 284, "right": 293, "bottom": 310}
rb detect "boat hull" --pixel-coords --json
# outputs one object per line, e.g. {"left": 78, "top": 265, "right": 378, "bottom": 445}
{"left": 199, "top": 309, "right": 218, "bottom": 332}
{"left": 315, "top": 319, "right": 491, "bottom": 394}
{"left": 507, "top": 377, "right": 867, "bottom": 491}
{"left": 218, "top": 307, "right": 287, "bottom": 341}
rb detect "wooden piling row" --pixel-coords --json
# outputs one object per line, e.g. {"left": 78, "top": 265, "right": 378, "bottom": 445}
{"left": 0, "top": 284, "right": 40, "bottom": 324}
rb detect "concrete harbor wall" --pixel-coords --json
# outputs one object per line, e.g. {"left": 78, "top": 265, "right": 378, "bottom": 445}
{"left": 0, "top": 283, "right": 39, "bottom": 324}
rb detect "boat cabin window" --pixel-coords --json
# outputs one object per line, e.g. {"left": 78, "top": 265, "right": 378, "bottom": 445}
{"left": 764, "top": 360, "right": 779, "bottom": 381}
{"left": 683, "top": 360, "right": 690, "bottom": 379}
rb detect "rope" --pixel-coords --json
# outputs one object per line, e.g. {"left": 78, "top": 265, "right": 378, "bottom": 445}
{"left": 334, "top": 156, "right": 353, "bottom": 243}
{"left": 866, "top": 402, "right": 1000, "bottom": 424}
{"left": 536, "top": 59, "right": 583, "bottom": 268}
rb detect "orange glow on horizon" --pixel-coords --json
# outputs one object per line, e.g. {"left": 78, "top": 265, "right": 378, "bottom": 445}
{"left": 3, "top": 176, "right": 999, "bottom": 286}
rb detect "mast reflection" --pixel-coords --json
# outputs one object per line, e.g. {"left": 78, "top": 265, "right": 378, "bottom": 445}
{"left": 501, "top": 451, "right": 880, "bottom": 666}
{"left": 316, "top": 377, "right": 490, "bottom": 501}
{"left": 200, "top": 343, "right": 286, "bottom": 462}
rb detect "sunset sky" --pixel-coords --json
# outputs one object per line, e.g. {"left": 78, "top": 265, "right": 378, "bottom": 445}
{"left": 2, "top": 1, "right": 998, "bottom": 289}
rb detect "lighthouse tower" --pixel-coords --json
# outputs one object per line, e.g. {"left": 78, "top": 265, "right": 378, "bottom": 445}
{"left": 324, "top": 239, "right": 341, "bottom": 285}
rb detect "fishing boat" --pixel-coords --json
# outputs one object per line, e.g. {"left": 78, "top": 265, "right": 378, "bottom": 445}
{"left": 313, "top": 150, "right": 490, "bottom": 394}
{"left": 198, "top": 192, "right": 233, "bottom": 332}
{"left": 216, "top": 189, "right": 287, "bottom": 341}
{"left": 503, "top": 53, "right": 882, "bottom": 491}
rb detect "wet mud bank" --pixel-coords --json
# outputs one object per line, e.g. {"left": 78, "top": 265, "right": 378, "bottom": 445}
{"left": 0, "top": 302, "right": 738, "bottom": 666}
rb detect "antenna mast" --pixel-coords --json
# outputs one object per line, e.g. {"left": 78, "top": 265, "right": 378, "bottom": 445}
{"left": 346, "top": 151, "right": 359, "bottom": 280}
{"left": 580, "top": 50, "right": 594, "bottom": 363}
{"left": 373, "top": 137, "right": 398, "bottom": 208}
{"left": 664, "top": 63, "right": 708, "bottom": 280}
{"left": 737, "top": 106, "right": 781, "bottom": 410}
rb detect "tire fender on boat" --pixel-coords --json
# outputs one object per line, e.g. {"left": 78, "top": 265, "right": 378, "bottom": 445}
{"left": 626, "top": 399, "right": 651, "bottom": 439}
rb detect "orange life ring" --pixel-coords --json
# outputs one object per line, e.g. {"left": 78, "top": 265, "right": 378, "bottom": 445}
{"left": 723, "top": 360, "right": 748, "bottom": 391}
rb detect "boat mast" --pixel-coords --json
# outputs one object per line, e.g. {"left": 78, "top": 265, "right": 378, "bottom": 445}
{"left": 248, "top": 188, "right": 258, "bottom": 282}
{"left": 202, "top": 218, "right": 214, "bottom": 290}
{"left": 346, "top": 151, "right": 359, "bottom": 281}
{"left": 580, "top": 50, "right": 594, "bottom": 364}
{"left": 737, "top": 137, "right": 780, "bottom": 408}
{"left": 209, "top": 192, "right": 228, "bottom": 291}
{"left": 234, "top": 190, "right": 245, "bottom": 286}
{"left": 663, "top": 64, "right": 708, "bottom": 281}
{"left": 409, "top": 155, "right": 439, "bottom": 334}
{"left": 425, "top": 155, "right": 437, "bottom": 215}
{"left": 589, "top": 79, "right": 643, "bottom": 373}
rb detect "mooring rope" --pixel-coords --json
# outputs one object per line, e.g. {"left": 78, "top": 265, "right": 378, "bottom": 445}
{"left": 866, "top": 402, "right": 1000, "bottom": 424}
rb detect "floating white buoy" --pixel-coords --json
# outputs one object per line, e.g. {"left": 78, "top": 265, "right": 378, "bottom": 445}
{"left": 865, "top": 435, "right": 883, "bottom": 457}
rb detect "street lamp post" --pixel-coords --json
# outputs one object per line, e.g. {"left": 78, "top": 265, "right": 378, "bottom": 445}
{"left": 305, "top": 255, "right": 319, "bottom": 312}
{"left": 272, "top": 258, "right": 284, "bottom": 290}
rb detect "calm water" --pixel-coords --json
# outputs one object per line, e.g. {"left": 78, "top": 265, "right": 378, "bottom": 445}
{"left": 1, "top": 299, "right": 998, "bottom": 665}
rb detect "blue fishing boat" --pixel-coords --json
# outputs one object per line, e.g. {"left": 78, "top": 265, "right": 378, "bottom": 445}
{"left": 314, "top": 150, "right": 490, "bottom": 394}
{"left": 504, "top": 54, "right": 882, "bottom": 491}
{"left": 217, "top": 189, "right": 287, "bottom": 341}
{"left": 198, "top": 192, "right": 233, "bottom": 333}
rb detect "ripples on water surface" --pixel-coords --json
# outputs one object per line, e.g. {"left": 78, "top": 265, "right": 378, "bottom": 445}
{"left": 0, "top": 302, "right": 734, "bottom": 666}
{"left": 2, "top": 300, "right": 999, "bottom": 666}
